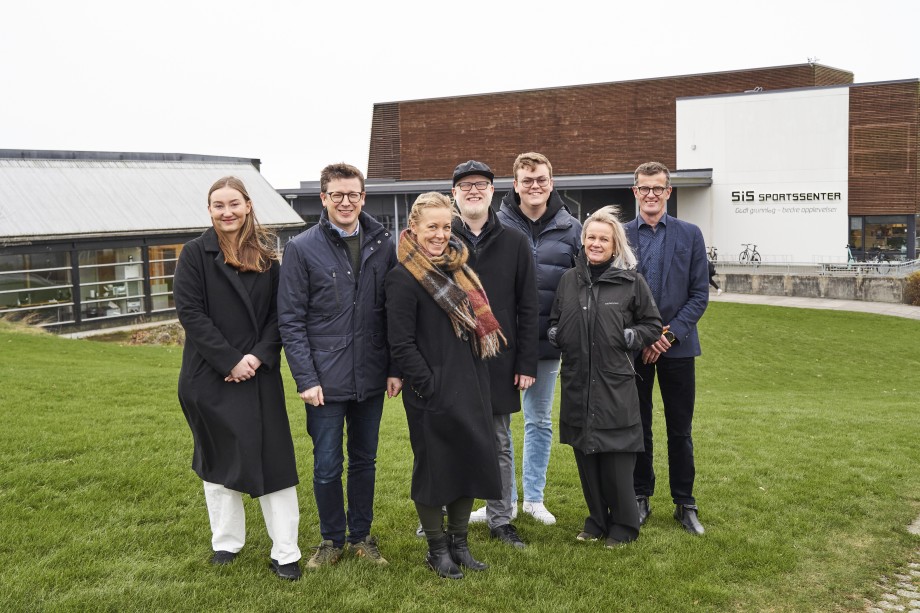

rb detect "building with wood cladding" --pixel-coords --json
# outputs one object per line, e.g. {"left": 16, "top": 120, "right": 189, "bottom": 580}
{"left": 283, "top": 63, "right": 918, "bottom": 264}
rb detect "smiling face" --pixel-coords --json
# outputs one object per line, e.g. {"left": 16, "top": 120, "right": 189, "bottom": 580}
{"left": 321, "top": 176, "right": 365, "bottom": 234}
{"left": 410, "top": 206, "right": 453, "bottom": 257}
{"left": 452, "top": 174, "right": 494, "bottom": 222}
{"left": 513, "top": 163, "right": 554, "bottom": 219}
{"left": 632, "top": 172, "right": 672, "bottom": 225}
{"left": 208, "top": 186, "right": 252, "bottom": 239}
{"left": 584, "top": 220, "right": 616, "bottom": 265}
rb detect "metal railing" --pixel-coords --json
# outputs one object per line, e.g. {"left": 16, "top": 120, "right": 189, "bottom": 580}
{"left": 714, "top": 258, "right": 920, "bottom": 278}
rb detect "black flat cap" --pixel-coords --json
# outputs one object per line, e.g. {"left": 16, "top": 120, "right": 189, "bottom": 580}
{"left": 452, "top": 160, "right": 494, "bottom": 186}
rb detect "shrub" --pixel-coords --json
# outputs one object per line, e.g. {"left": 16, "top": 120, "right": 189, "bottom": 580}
{"left": 905, "top": 271, "right": 920, "bottom": 306}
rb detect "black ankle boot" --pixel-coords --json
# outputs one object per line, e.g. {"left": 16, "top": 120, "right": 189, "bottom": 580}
{"left": 425, "top": 533, "right": 463, "bottom": 579}
{"left": 449, "top": 532, "right": 488, "bottom": 571}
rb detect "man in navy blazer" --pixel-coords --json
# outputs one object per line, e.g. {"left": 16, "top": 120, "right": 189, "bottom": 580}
{"left": 625, "top": 162, "right": 710, "bottom": 535}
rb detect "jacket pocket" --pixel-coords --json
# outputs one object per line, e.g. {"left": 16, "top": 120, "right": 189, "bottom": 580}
{"left": 409, "top": 366, "right": 438, "bottom": 412}
{"left": 310, "top": 335, "right": 350, "bottom": 388}
{"left": 594, "top": 371, "right": 641, "bottom": 429}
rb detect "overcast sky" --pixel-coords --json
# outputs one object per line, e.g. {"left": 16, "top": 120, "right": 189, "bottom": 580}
{"left": 1, "top": 0, "right": 917, "bottom": 190}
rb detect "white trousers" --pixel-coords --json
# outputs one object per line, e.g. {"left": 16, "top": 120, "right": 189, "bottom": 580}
{"left": 203, "top": 481, "right": 301, "bottom": 564}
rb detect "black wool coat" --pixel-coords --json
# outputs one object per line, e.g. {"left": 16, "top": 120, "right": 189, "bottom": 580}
{"left": 385, "top": 263, "right": 501, "bottom": 507}
{"left": 174, "top": 228, "right": 298, "bottom": 497}
{"left": 548, "top": 252, "right": 662, "bottom": 454}
{"left": 452, "top": 211, "right": 539, "bottom": 414}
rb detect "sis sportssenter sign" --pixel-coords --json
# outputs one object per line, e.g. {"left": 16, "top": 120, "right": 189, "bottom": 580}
{"left": 730, "top": 190, "right": 843, "bottom": 217}
{"left": 676, "top": 85, "right": 849, "bottom": 260}
{"left": 731, "top": 190, "right": 842, "bottom": 203}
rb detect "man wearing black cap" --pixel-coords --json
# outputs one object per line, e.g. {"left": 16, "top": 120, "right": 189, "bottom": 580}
{"left": 450, "top": 160, "right": 539, "bottom": 549}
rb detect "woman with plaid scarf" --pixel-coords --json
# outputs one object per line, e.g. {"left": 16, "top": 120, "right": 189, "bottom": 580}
{"left": 386, "top": 192, "right": 504, "bottom": 579}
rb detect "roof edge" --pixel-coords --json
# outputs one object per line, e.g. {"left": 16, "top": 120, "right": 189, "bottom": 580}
{"left": 372, "top": 63, "right": 854, "bottom": 106}
{"left": 0, "top": 221, "right": 305, "bottom": 245}
{"left": 0, "top": 149, "right": 261, "bottom": 168}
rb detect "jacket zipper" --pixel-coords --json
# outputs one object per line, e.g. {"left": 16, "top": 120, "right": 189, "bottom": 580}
{"left": 332, "top": 269, "right": 341, "bottom": 310}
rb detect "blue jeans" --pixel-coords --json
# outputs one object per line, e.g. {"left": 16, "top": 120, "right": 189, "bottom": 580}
{"left": 519, "top": 359, "right": 559, "bottom": 503}
{"left": 306, "top": 395, "right": 383, "bottom": 548}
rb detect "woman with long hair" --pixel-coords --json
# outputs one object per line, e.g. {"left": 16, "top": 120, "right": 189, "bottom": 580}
{"left": 547, "top": 206, "right": 662, "bottom": 548}
{"left": 385, "top": 192, "right": 503, "bottom": 579}
{"left": 173, "top": 176, "right": 301, "bottom": 580}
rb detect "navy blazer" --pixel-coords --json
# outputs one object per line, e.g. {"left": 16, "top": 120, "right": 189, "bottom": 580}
{"left": 625, "top": 214, "right": 709, "bottom": 358}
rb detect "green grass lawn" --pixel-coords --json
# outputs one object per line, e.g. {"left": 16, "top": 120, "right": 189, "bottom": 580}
{"left": 1, "top": 303, "right": 918, "bottom": 612}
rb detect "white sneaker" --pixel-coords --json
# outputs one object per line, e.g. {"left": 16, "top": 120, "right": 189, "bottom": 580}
{"left": 469, "top": 506, "right": 488, "bottom": 523}
{"left": 717, "top": 288, "right": 723, "bottom": 295}
{"left": 523, "top": 501, "right": 556, "bottom": 525}
{"left": 469, "top": 504, "right": 517, "bottom": 523}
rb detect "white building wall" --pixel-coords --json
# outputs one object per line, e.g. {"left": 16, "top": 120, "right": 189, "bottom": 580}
{"left": 677, "top": 87, "right": 849, "bottom": 263}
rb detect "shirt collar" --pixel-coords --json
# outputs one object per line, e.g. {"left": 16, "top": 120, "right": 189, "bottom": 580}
{"left": 639, "top": 213, "right": 669, "bottom": 230}
{"left": 329, "top": 222, "right": 360, "bottom": 238}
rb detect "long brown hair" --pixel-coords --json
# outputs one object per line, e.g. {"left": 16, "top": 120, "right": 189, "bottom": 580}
{"left": 207, "top": 176, "right": 278, "bottom": 272}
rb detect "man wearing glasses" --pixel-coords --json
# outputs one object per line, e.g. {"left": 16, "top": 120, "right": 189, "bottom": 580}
{"left": 450, "top": 160, "right": 539, "bottom": 548}
{"left": 279, "top": 162, "right": 401, "bottom": 568}
{"left": 495, "top": 152, "right": 582, "bottom": 527}
{"left": 625, "top": 161, "right": 709, "bottom": 535}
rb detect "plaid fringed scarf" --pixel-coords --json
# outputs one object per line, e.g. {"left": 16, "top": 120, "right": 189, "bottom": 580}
{"left": 397, "top": 229, "right": 506, "bottom": 359}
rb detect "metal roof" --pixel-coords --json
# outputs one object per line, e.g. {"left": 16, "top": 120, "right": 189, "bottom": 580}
{"left": 0, "top": 158, "right": 304, "bottom": 243}
{"left": 284, "top": 169, "right": 712, "bottom": 197}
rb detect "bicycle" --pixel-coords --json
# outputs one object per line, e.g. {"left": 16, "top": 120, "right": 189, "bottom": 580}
{"left": 866, "top": 249, "right": 891, "bottom": 275}
{"left": 739, "top": 243, "right": 761, "bottom": 265}
{"left": 845, "top": 244, "right": 856, "bottom": 265}
{"left": 707, "top": 245, "right": 718, "bottom": 263}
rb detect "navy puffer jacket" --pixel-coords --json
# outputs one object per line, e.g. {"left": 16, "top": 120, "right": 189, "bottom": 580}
{"left": 498, "top": 190, "right": 582, "bottom": 359}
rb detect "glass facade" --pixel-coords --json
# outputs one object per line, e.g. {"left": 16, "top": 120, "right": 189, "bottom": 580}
{"left": 849, "top": 215, "right": 914, "bottom": 261}
{"left": 0, "top": 252, "right": 74, "bottom": 324}
{"left": 78, "top": 247, "right": 144, "bottom": 320}
{"left": 0, "top": 242, "right": 185, "bottom": 327}
{"left": 148, "top": 244, "right": 182, "bottom": 311}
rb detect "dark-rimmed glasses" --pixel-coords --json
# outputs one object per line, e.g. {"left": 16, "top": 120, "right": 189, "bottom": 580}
{"left": 518, "top": 176, "right": 550, "bottom": 188}
{"left": 634, "top": 186, "right": 668, "bottom": 196}
{"left": 456, "top": 181, "right": 491, "bottom": 192}
{"left": 326, "top": 191, "right": 363, "bottom": 204}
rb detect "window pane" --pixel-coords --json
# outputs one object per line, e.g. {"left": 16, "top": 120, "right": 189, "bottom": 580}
{"left": 864, "top": 218, "right": 907, "bottom": 257}
{"left": 78, "top": 248, "right": 143, "bottom": 319}
{"left": 0, "top": 252, "right": 74, "bottom": 324}
{"left": 149, "top": 244, "right": 184, "bottom": 311}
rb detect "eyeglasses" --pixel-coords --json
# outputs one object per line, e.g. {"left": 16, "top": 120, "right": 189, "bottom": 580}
{"left": 325, "top": 191, "right": 363, "bottom": 204}
{"left": 634, "top": 186, "right": 669, "bottom": 196}
{"left": 518, "top": 176, "right": 550, "bottom": 188}
{"left": 456, "top": 181, "right": 491, "bottom": 192}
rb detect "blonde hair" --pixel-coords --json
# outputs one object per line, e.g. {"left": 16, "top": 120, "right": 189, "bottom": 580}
{"left": 582, "top": 205, "right": 637, "bottom": 270}
{"left": 207, "top": 176, "right": 278, "bottom": 272}
{"left": 408, "top": 192, "right": 455, "bottom": 229}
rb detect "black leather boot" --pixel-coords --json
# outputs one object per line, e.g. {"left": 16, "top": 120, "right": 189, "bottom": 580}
{"left": 449, "top": 532, "right": 488, "bottom": 571}
{"left": 425, "top": 533, "right": 463, "bottom": 579}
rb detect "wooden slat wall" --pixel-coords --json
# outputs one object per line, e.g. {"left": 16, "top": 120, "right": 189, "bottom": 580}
{"left": 367, "top": 64, "right": 854, "bottom": 181}
{"left": 848, "top": 81, "right": 920, "bottom": 215}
